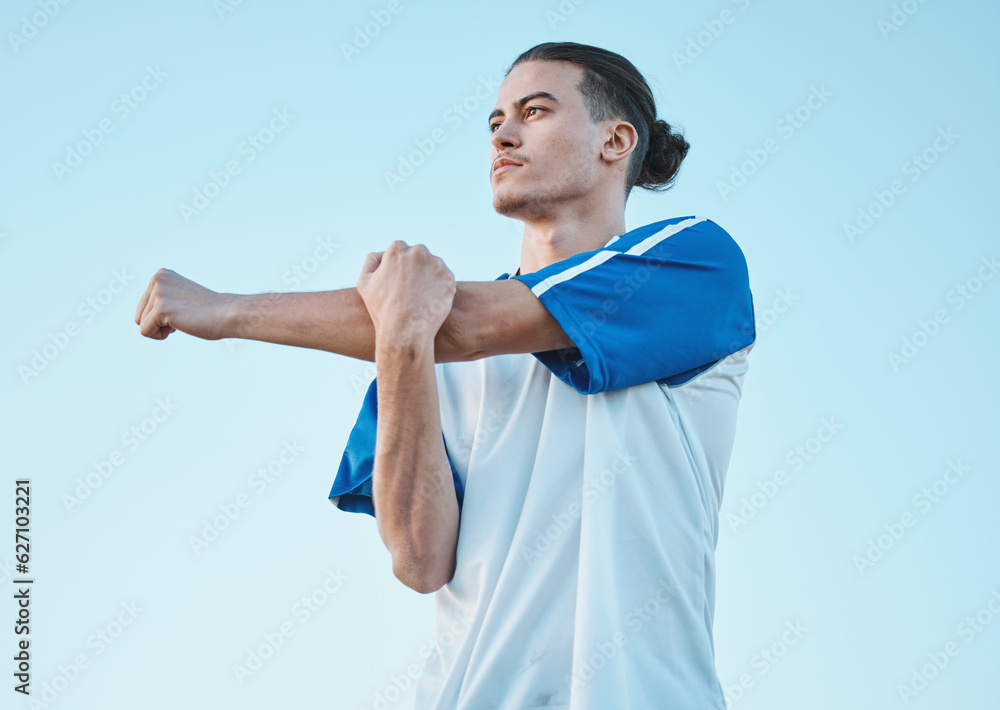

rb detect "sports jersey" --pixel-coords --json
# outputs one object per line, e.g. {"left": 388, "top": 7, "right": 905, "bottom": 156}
{"left": 329, "top": 215, "right": 756, "bottom": 709}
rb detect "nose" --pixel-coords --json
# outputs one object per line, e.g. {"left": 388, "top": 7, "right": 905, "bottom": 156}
{"left": 489, "top": 118, "right": 519, "bottom": 152}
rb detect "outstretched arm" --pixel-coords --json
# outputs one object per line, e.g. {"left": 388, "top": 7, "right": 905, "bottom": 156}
{"left": 133, "top": 266, "right": 574, "bottom": 363}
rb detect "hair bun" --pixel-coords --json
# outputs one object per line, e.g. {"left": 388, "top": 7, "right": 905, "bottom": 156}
{"left": 636, "top": 119, "right": 689, "bottom": 192}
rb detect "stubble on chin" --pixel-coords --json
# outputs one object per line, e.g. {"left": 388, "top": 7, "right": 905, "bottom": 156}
{"left": 492, "top": 189, "right": 536, "bottom": 216}
{"left": 493, "top": 176, "right": 552, "bottom": 217}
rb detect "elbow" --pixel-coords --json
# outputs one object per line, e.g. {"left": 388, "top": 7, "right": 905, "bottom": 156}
{"left": 397, "top": 567, "right": 448, "bottom": 595}
{"left": 436, "top": 298, "right": 479, "bottom": 363}
{"left": 393, "top": 548, "right": 456, "bottom": 594}
{"left": 387, "top": 521, "right": 458, "bottom": 594}
{"left": 374, "top": 478, "right": 461, "bottom": 594}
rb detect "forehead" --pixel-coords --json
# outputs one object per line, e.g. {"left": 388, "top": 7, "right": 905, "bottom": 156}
{"left": 494, "top": 60, "right": 585, "bottom": 110}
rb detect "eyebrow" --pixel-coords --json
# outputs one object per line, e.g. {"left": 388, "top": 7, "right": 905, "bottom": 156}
{"left": 488, "top": 91, "right": 560, "bottom": 124}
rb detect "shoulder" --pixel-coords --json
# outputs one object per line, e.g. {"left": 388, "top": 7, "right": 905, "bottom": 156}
{"left": 616, "top": 215, "right": 736, "bottom": 248}
{"left": 612, "top": 215, "right": 747, "bottom": 271}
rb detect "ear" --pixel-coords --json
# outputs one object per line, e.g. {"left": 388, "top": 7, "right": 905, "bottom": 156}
{"left": 599, "top": 120, "right": 639, "bottom": 166}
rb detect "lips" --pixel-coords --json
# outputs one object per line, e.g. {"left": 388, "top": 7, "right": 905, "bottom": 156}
{"left": 492, "top": 157, "right": 522, "bottom": 174}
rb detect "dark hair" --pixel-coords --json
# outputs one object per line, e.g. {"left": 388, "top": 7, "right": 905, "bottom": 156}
{"left": 506, "top": 42, "right": 690, "bottom": 198}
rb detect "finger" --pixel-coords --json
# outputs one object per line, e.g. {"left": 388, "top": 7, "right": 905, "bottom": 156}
{"left": 136, "top": 268, "right": 172, "bottom": 327}
{"left": 139, "top": 293, "right": 159, "bottom": 335}
{"left": 148, "top": 325, "right": 172, "bottom": 340}
{"left": 139, "top": 312, "right": 157, "bottom": 338}
{"left": 139, "top": 304, "right": 168, "bottom": 338}
{"left": 134, "top": 279, "right": 154, "bottom": 325}
{"left": 358, "top": 251, "right": 385, "bottom": 278}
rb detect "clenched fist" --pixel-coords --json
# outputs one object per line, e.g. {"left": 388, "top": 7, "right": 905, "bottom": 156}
{"left": 134, "top": 268, "right": 233, "bottom": 341}
{"left": 356, "top": 241, "right": 456, "bottom": 346}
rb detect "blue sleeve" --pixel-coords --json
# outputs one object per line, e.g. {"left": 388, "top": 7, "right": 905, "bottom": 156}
{"left": 328, "top": 376, "right": 465, "bottom": 516}
{"left": 509, "top": 216, "right": 755, "bottom": 394}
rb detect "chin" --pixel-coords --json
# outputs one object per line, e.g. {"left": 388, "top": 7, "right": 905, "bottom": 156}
{"left": 493, "top": 183, "right": 536, "bottom": 215}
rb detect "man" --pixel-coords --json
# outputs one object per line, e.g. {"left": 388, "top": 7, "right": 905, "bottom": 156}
{"left": 136, "top": 41, "right": 755, "bottom": 708}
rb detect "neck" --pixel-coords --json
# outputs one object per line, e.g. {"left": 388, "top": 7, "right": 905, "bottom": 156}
{"left": 516, "top": 200, "right": 626, "bottom": 275}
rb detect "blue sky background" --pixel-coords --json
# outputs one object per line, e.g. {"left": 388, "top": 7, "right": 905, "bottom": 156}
{"left": 1, "top": 1, "right": 998, "bottom": 708}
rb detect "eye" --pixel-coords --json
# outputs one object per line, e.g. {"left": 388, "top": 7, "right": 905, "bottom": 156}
{"left": 490, "top": 106, "right": 545, "bottom": 134}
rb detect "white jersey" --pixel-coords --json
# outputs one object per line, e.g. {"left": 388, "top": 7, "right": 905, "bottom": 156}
{"left": 330, "top": 215, "right": 756, "bottom": 708}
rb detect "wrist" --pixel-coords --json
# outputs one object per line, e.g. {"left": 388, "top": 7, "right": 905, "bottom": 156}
{"left": 220, "top": 293, "right": 249, "bottom": 339}
{"left": 375, "top": 328, "right": 436, "bottom": 358}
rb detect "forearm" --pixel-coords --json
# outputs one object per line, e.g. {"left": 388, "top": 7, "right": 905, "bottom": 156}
{"left": 371, "top": 335, "right": 460, "bottom": 593}
{"left": 209, "top": 277, "right": 572, "bottom": 364}
{"left": 224, "top": 286, "right": 475, "bottom": 363}
{"left": 138, "top": 262, "right": 572, "bottom": 361}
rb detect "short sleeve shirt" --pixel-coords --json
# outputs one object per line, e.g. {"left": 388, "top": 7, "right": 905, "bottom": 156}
{"left": 329, "top": 215, "right": 756, "bottom": 709}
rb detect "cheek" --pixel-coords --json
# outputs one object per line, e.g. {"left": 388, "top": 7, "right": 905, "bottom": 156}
{"left": 553, "top": 143, "right": 596, "bottom": 186}
{"left": 560, "top": 132, "right": 597, "bottom": 171}
{"left": 542, "top": 138, "right": 589, "bottom": 178}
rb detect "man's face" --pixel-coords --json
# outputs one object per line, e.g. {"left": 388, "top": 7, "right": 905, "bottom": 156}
{"left": 489, "top": 60, "right": 606, "bottom": 219}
